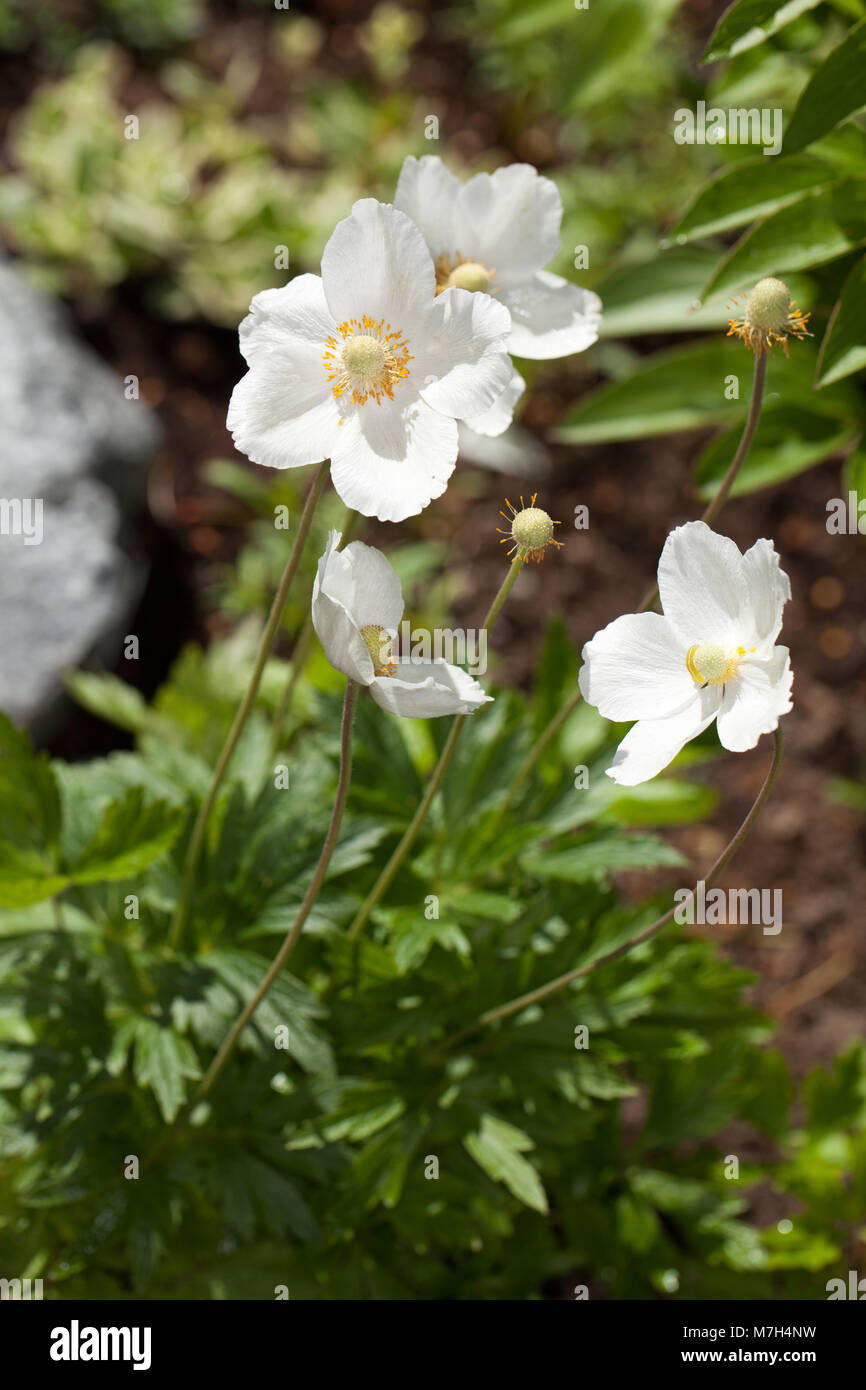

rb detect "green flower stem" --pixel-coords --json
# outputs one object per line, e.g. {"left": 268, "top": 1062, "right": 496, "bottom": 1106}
{"left": 502, "top": 353, "right": 769, "bottom": 811}
{"left": 447, "top": 725, "right": 783, "bottom": 1046}
{"left": 169, "top": 459, "right": 330, "bottom": 953}
{"left": 189, "top": 678, "right": 359, "bottom": 1109}
{"left": 270, "top": 506, "right": 361, "bottom": 756}
{"left": 346, "top": 556, "right": 526, "bottom": 943}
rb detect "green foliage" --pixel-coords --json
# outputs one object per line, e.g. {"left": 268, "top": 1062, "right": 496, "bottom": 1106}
{"left": 573, "top": 1, "right": 866, "bottom": 507}
{"left": 0, "top": 612, "right": 859, "bottom": 1301}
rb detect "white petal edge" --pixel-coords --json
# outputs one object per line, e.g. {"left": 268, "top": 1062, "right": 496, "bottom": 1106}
{"left": 369, "top": 659, "right": 493, "bottom": 719}
{"left": 501, "top": 271, "right": 602, "bottom": 360}
{"left": 329, "top": 397, "right": 458, "bottom": 522}
{"left": 463, "top": 367, "right": 525, "bottom": 438}
{"left": 236, "top": 274, "right": 335, "bottom": 367}
{"left": 716, "top": 649, "right": 793, "bottom": 752}
{"left": 320, "top": 197, "right": 437, "bottom": 328}
{"left": 578, "top": 611, "right": 696, "bottom": 722}
{"left": 393, "top": 155, "right": 463, "bottom": 262}
{"left": 606, "top": 690, "right": 721, "bottom": 786}
{"left": 416, "top": 286, "right": 512, "bottom": 421}
{"left": 455, "top": 164, "right": 563, "bottom": 278}
{"left": 311, "top": 531, "right": 375, "bottom": 684}
{"left": 741, "top": 537, "right": 791, "bottom": 657}
{"left": 657, "top": 520, "right": 750, "bottom": 649}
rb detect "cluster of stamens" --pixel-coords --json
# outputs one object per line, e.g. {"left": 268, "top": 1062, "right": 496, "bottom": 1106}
{"left": 360, "top": 624, "right": 397, "bottom": 677}
{"left": 727, "top": 277, "right": 811, "bottom": 357}
{"left": 323, "top": 315, "right": 412, "bottom": 411}
{"left": 685, "top": 642, "right": 754, "bottom": 689}
{"left": 498, "top": 495, "right": 562, "bottom": 564}
{"left": 434, "top": 252, "right": 497, "bottom": 296}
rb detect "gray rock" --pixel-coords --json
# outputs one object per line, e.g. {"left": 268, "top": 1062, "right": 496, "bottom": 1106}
{"left": 0, "top": 258, "right": 160, "bottom": 735}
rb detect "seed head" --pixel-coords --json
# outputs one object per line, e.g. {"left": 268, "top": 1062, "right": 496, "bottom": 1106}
{"left": 727, "top": 276, "right": 811, "bottom": 356}
{"left": 498, "top": 494, "right": 562, "bottom": 564}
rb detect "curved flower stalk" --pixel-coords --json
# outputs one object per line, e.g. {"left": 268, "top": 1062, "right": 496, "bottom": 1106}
{"left": 190, "top": 678, "right": 360, "bottom": 1109}
{"left": 269, "top": 506, "right": 362, "bottom": 757}
{"left": 227, "top": 197, "right": 513, "bottom": 522}
{"left": 189, "top": 533, "right": 494, "bottom": 1105}
{"left": 499, "top": 309, "right": 773, "bottom": 814}
{"left": 441, "top": 727, "right": 784, "bottom": 1048}
{"left": 346, "top": 498, "right": 559, "bottom": 941}
{"left": 580, "top": 521, "right": 793, "bottom": 785}
{"left": 169, "top": 458, "right": 330, "bottom": 951}
{"left": 313, "top": 531, "right": 492, "bottom": 717}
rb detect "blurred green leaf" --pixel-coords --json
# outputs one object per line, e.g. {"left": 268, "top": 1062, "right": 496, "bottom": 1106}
{"left": 672, "top": 156, "right": 832, "bottom": 242}
{"left": 701, "top": 179, "right": 866, "bottom": 299}
{"left": 522, "top": 833, "right": 685, "bottom": 883}
{"left": 784, "top": 20, "right": 866, "bottom": 154}
{"left": 816, "top": 252, "right": 866, "bottom": 385}
{"left": 703, "top": 0, "right": 822, "bottom": 62}
{"left": 132, "top": 1020, "right": 201, "bottom": 1124}
{"left": 696, "top": 404, "right": 859, "bottom": 498}
{"left": 65, "top": 670, "right": 151, "bottom": 735}
{"left": 464, "top": 1115, "right": 548, "bottom": 1214}
{"left": 597, "top": 247, "right": 736, "bottom": 336}
{"left": 72, "top": 788, "right": 185, "bottom": 885}
{"left": 555, "top": 339, "right": 748, "bottom": 443}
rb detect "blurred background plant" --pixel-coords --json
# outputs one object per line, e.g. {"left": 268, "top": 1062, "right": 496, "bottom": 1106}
{"left": 0, "top": 0, "right": 864, "bottom": 1301}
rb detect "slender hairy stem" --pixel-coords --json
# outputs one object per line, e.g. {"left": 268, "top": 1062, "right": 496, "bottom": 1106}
{"left": 503, "top": 353, "right": 769, "bottom": 809}
{"left": 346, "top": 557, "right": 526, "bottom": 942}
{"left": 270, "top": 506, "right": 361, "bottom": 755}
{"left": 463, "top": 726, "right": 783, "bottom": 1038}
{"left": 190, "top": 679, "right": 359, "bottom": 1108}
{"left": 169, "top": 460, "right": 330, "bottom": 952}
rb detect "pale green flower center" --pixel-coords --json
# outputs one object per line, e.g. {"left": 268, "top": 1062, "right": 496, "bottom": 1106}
{"left": 745, "top": 277, "right": 791, "bottom": 331}
{"left": 686, "top": 642, "right": 747, "bottom": 686}
{"left": 323, "top": 316, "right": 413, "bottom": 408}
{"left": 360, "top": 623, "right": 395, "bottom": 677}
{"left": 446, "top": 261, "right": 491, "bottom": 293}
{"left": 342, "top": 334, "right": 387, "bottom": 377}
{"left": 512, "top": 506, "right": 554, "bottom": 552}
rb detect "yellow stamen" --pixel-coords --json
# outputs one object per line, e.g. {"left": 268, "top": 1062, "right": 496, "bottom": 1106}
{"left": 434, "top": 252, "right": 497, "bottom": 296}
{"left": 360, "top": 624, "right": 396, "bottom": 677}
{"left": 323, "top": 315, "right": 412, "bottom": 408}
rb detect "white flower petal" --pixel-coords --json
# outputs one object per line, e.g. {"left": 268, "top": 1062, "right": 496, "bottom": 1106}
{"left": 501, "top": 271, "right": 602, "bottom": 360}
{"left": 393, "top": 155, "right": 463, "bottom": 262}
{"left": 330, "top": 396, "right": 458, "bottom": 522}
{"left": 716, "top": 649, "right": 793, "bottom": 752}
{"left": 320, "top": 197, "right": 436, "bottom": 327}
{"left": 369, "top": 659, "right": 492, "bottom": 718}
{"left": 456, "top": 164, "right": 562, "bottom": 277}
{"left": 657, "top": 521, "right": 749, "bottom": 648}
{"left": 311, "top": 531, "right": 375, "bottom": 685}
{"left": 227, "top": 359, "right": 341, "bottom": 471}
{"left": 607, "top": 690, "right": 721, "bottom": 786}
{"left": 322, "top": 536, "right": 405, "bottom": 633}
{"left": 416, "top": 287, "right": 512, "bottom": 421}
{"left": 578, "top": 612, "right": 695, "bottom": 722}
{"left": 463, "top": 367, "right": 525, "bottom": 438}
{"left": 236, "top": 274, "right": 334, "bottom": 366}
{"left": 741, "top": 537, "right": 791, "bottom": 657}
{"left": 227, "top": 275, "right": 343, "bottom": 470}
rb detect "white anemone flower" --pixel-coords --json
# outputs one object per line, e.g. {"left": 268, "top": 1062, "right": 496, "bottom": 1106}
{"left": 394, "top": 156, "right": 602, "bottom": 433}
{"left": 312, "top": 531, "right": 493, "bottom": 718}
{"left": 227, "top": 198, "right": 512, "bottom": 523}
{"left": 578, "top": 521, "right": 793, "bottom": 786}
